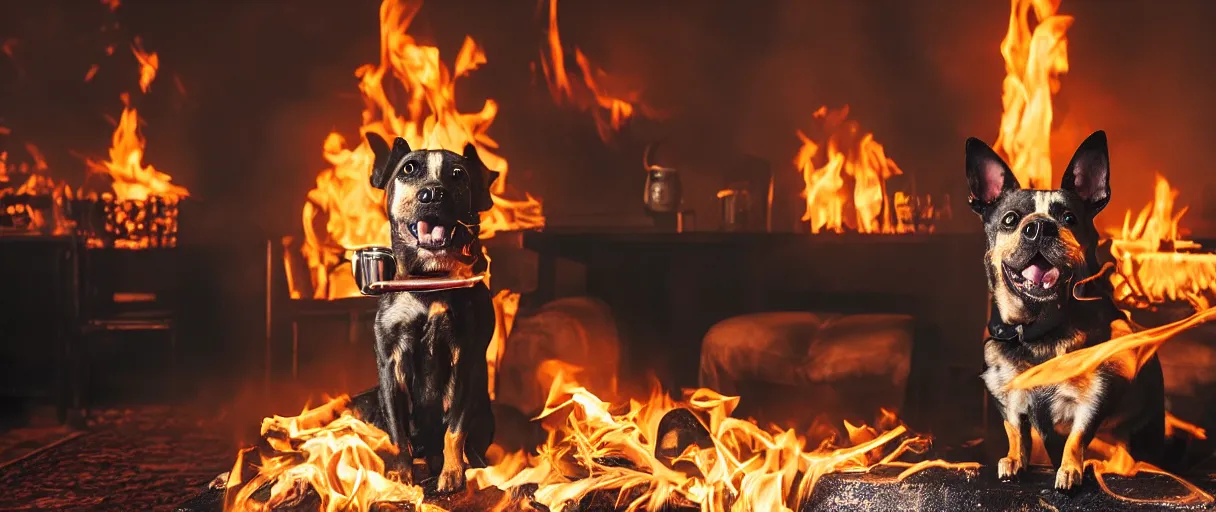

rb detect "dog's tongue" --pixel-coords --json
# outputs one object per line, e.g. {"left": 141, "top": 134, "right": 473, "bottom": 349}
{"left": 1021, "top": 261, "right": 1061, "bottom": 288}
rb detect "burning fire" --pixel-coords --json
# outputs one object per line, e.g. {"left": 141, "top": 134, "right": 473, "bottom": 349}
{"left": 1109, "top": 174, "right": 1216, "bottom": 310}
{"left": 222, "top": 395, "right": 440, "bottom": 512}
{"left": 226, "top": 363, "right": 977, "bottom": 512}
{"left": 297, "top": 0, "right": 543, "bottom": 302}
{"left": 85, "top": 93, "right": 189, "bottom": 203}
{"left": 131, "top": 38, "right": 159, "bottom": 93}
{"left": 994, "top": 0, "right": 1072, "bottom": 189}
{"left": 794, "top": 106, "right": 913, "bottom": 234}
{"left": 539, "top": 0, "right": 654, "bottom": 143}
{"left": 471, "top": 363, "right": 979, "bottom": 511}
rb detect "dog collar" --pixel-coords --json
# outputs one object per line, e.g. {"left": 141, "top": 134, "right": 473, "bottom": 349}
{"left": 987, "top": 301, "right": 1066, "bottom": 344}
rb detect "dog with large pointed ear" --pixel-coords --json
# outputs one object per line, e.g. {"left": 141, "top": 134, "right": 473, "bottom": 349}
{"left": 971, "top": 130, "right": 1166, "bottom": 492}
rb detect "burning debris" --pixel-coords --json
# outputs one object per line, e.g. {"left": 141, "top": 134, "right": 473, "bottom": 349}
{"left": 213, "top": 363, "right": 976, "bottom": 512}
{"left": 1109, "top": 175, "right": 1216, "bottom": 311}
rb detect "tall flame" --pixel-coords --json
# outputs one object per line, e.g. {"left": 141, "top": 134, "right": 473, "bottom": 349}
{"left": 795, "top": 106, "right": 907, "bottom": 234}
{"left": 299, "top": 0, "right": 544, "bottom": 301}
{"left": 994, "top": 0, "right": 1072, "bottom": 189}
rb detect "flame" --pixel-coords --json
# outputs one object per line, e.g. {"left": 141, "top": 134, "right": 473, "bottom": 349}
{"left": 222, "top": 395, "right": 445, "bottom": 512}
{"left": 994, "top": 0, "right": 1072, "bottom": 189}
{"left": 84, "top": 93, "right": 189, "bottom": 202}
{"left": 469, "top": 363, "right": 976, "bottom": 511}
{"left": 298, "top": 0, "right": 543, "bottom": 301}
{"left": 1165, "top": 412, "right": 1206, "bottom": 440}
{"left": 1086, "top": 439, "right": 1213, "bottom": 505}
{"left": 131, "top": 38, "right": 159, "bottom": 93}
{"left": 1, "top": 142, "right": 73, "bottom": 235}
{"left": 540, "top": 0, "right": 653, "bottom": 142}
{"left": 487, "top": 289, "right": 521, "bottom": 401}
{"left": 1108, "top": 174, "right": 1216, "bottom": 310}
{"left": 794, "top": 106, "right": 909, "bottom": 234}
{"left": 1002, "top": 307, "right": 1216, "bottom": 505}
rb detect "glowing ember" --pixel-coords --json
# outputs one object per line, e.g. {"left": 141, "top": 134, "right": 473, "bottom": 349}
{"left": 222, "top": 395, "right": 443, "bottom": 512}
{"left": 297, "top": 0, "right": 543, "bottom": 301}
{"left": 794, "top": 106, "right": 908, "bottom": 234}
{"left": 468, "top": 362, "right": 973, "bottom": 511}
{"left": 539, "top": 0, "right": 654, "bottom": 143}
{"left": 994, "top": 0, "right": 1072, "bottom": 189}
{"left": 84, "top": 93, "right": 189, "bottom": 202}
{"left": 1109, "top": 174, "right": 1216, "bottom": 310}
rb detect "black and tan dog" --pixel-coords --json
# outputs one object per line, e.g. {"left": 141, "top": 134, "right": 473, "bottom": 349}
{"left": 967, "top": 131, "right": 1164, "bottom": 490}
{"left": 366, "top": 132, "right": 497, "bottom": 493}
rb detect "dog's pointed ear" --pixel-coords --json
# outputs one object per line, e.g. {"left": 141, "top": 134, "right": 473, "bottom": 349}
{"left": 367, "top": 132, "right": 411, "bottom": 190}
{"left": 463, "top": 143, "right": 499, "bottom": 213}
{"left": 965, "top": 137, "right": 1019, "bottom": 214}
{"left": 1060, "top": 130, "right": 1111, "bottom": 213}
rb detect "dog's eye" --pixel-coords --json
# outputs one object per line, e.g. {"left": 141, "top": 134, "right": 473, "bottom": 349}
{"left": 449, "top": 167, "right": 466, "bottom": 180}
{"left": 1000, "top": 211, "right": 1020, "bottom": 228}
{"left": 1062, "top": 211, "right": 1078, "bottom": 225}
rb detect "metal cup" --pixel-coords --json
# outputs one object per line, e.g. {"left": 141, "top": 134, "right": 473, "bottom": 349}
{"left": 352, "top": 246, "right": 397, "bottom": 295}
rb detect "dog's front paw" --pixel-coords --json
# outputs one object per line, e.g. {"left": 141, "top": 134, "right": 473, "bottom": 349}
{"left": 997, "top": 457, "right": 1023, "bottom": 480}
{"left": 1054, "top": 463, "right": 1083, "bottom": 490}
{"left": 435, "top": 464, "right": 467, "bottom": 494}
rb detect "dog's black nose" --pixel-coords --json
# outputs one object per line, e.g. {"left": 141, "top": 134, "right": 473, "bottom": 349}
{"left": 1021, "top": 219, "right": 1057, "bottom": 241}
{"left": 416, "top": 187, "right": 445, "bottom": 204}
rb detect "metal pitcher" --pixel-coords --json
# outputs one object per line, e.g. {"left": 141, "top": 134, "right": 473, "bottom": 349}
{"left": 643, "top": 144, "right": 682, "bottom": 214}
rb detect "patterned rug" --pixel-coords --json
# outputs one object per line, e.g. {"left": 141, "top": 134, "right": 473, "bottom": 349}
{"left": 0, "top": 407, "right": 235, "bottom": 512}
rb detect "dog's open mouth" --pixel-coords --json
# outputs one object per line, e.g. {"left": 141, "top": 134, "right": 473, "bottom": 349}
{"left": 1004, "top": 253, "right": 1064, "bottom": 297}
{"left": 408, "top": 218, "right": 461, "bottom": 250}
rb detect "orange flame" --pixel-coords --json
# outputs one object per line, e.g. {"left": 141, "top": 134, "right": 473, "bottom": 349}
{"left": 1086, "top": 439, "right": 1213, "bottom": 505}
{"left": 1109, "top": 174, "right": 1216, "bottom": 310}
{"left": 540, "top": 0, "right": 653, "bottom": 142}
{"left": 468, "top": 363, "right": 976, "bottom": 511}
{"left": 85, "top": 93, "right": 189, "bottom": 202}
{"left": 795, "top": 106, "right": 908, "bottom": 234}
{"left": 222, "top": 395, "right": 445, "bottom": 512}
{"left": 298, "top": 0, "right": 543, "bottom": 301}
{"left": 995, "top": 0, "right": 1072, "bottom": 189}
{"left": 131, "top": 38, "right": 159, "bottom": 93}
